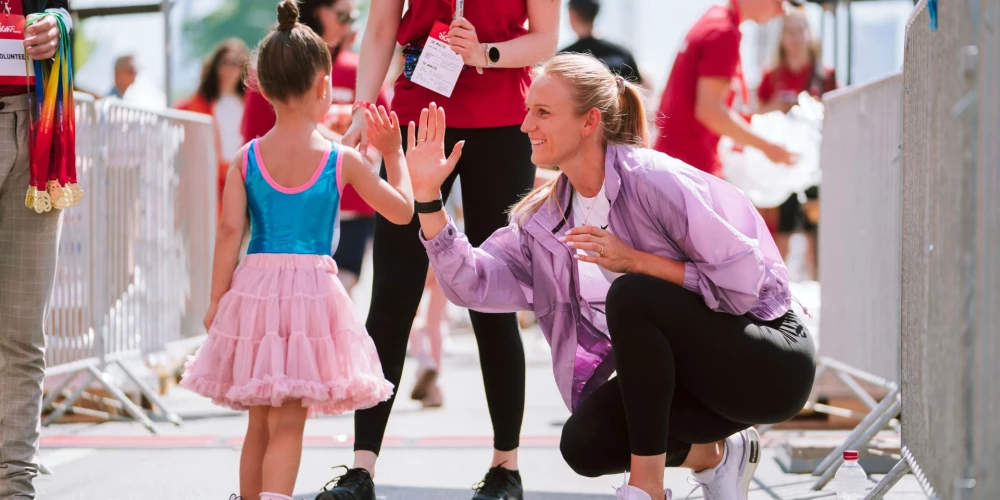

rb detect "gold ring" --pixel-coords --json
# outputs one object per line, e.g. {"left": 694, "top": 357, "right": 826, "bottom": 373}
{"left": 600, "top": 245, "right": 604, "bottom": 256}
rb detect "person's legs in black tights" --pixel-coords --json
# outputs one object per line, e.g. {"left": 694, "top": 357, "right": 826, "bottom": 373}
{"left": 456, "top": 126, "right": 536, "bottom": 454}
{"left": 560, "top": 274, "right": 815, "bottom": 483}
{"left": 353, "top": 124, "right": 459, "bottom": 456}
{"left": 344, "top": 126, "right": 534, "bottom": 500}
{"left": 561, "top": 379, "right": 746, "bottom": 477}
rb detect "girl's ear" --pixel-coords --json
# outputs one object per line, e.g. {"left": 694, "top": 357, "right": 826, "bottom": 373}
{"left": 316, "top": 73, "right": 331, "bottom": 100}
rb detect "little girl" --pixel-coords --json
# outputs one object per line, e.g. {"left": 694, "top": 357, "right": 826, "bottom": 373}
{"left": 181, "top": 2, "right": 414, "bottom": 499}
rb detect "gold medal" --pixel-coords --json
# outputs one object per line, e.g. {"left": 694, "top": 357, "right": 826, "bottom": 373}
{"left": 67, "top": 183, "right": 84, "bottom": 205}
{"left": 33, "top": 190, "right": 52, "bottom": 213}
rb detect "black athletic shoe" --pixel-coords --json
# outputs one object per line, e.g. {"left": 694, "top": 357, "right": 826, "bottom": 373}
{"left": 315, "top": 466, "right": 375, "bottom": 500}
{"left": 472, "top": 465, "right": 523, "bottom": 500}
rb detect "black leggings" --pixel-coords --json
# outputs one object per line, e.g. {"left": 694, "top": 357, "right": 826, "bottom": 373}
{"left": 560, "top": 274, "right": 816, "bottom": 477}
{"left": 333, "top": 217, "right": 375, "bottom": 277}
{"left": 355, "top": 125, "right": 536, "bottom": 455}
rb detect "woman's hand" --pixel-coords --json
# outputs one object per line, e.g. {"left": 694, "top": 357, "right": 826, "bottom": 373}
{"left": 364, "top": 104, "right": 403, "bottom": 158}
{"left": 562, "top": 225, "right": 638, "bottom": 273}
{"left": 343, "top": 111, "right": 371, "bottom": 155}
{"left": 406, "top": 103, "right": 464, "bottom": 201}
{"left": 448, "top": 18, "right": 487, "bottom": 68}
{"left": 203, "top": 301, "right": 219, "bottom": 332}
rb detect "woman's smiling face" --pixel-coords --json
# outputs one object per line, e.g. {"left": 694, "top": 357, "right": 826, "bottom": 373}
{"left": 520, "top": 73, "right": 596, "bottom": 169}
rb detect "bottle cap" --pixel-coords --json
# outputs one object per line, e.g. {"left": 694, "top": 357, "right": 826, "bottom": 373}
{"left": 844, "top": 450, "right": 859, "bottom": 460}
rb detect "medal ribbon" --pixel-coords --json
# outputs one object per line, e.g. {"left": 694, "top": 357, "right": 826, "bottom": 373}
{"left": 23, "top": 9, "right": 81, "bottom": 213}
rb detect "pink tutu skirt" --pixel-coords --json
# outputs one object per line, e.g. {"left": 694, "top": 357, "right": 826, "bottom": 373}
{"left": 181, "top": 254, "right": 394, "bottom": 416}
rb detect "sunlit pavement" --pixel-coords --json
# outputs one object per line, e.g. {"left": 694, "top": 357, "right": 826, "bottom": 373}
{"left": 35, "top": 244, "right": 925, "bottom": 499}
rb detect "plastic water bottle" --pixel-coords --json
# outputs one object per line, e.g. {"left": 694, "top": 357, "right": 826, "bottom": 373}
{"left": 833, "top": 450, "right": 868, "bottom": 499}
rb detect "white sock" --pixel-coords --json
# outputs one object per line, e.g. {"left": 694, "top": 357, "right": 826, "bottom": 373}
{"left": 259, "top": 493, "right": 293, "bottom": 500}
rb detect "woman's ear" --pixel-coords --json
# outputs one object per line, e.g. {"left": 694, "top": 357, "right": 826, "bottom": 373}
{"left": 582, "top": 108, "right": 602, "bottom": 138}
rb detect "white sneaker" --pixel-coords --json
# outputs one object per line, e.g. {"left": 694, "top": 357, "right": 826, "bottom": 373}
{"left": 686, "top": 427, "right": 761, "bottom": 500}
{"left": 616, "top": 485, "right": 673, "bottom": 500}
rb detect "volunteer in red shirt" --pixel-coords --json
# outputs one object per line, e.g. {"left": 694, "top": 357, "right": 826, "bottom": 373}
{"left": 653, "top": 0, "right": 799, "bottom": 177}
{"left": 757, "top": 8, "right": 836, "bottom": 281}
{"left": 317, "top": 2, "right": 559, "bottom": 500}
{"left": 758, "top": 8, "right": 837, "bottom": 113}
{"left": 241, "top": 0, "right": 388, "bottom": 293}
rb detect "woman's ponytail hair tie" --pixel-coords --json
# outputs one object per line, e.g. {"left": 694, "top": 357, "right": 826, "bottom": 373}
{"left": 614, "top": 74, "right": 626, "bottom": 94}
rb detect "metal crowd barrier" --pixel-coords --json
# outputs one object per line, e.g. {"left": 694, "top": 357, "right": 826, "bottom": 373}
{"left": 775, "top": 74, "right": 907, "bottom": 493}
{"left": 42, "top": 95, "right": 217, "bottom": 434}
{"left": 865, "top": 0, "right": 1000, "bottom": 498}
{"left": 816, "top": 73, "right": 904, "bottom": 387}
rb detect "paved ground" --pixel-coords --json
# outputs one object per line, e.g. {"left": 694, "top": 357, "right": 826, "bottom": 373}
{"left": 34, "top": 245, "right": 927, "bottom": 499}
{"left": 34, "top": 326, "right": 927, "bottom": 500}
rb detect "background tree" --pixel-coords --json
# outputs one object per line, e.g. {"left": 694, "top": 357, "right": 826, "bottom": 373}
{"left": 184, "top": 0, "right": 372, "bottom": 61}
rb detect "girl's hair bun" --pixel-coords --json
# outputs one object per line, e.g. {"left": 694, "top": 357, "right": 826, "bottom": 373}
{"left": 277, "top": 0, "right": 299, "bottom": 31}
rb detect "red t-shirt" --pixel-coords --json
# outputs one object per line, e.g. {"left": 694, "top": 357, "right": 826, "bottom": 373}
{"left": 652, "top": 5, "right": 742, "bottom": 177}
{"left": 392, "top": 0, "right": 531, "bottom": 129}
{"left": 241, "top": 50, "right": 389, "bottom": 216}
{"left": 758, "top": 65, "right": 837, "bottom": 105}
{"left": 0, "top": 1, "right": 29, "bottom": 97}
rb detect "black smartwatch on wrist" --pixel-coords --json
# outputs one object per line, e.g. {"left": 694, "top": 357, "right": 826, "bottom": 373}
{"left": 415, "top": 198, "right": 444, "bottom": 214}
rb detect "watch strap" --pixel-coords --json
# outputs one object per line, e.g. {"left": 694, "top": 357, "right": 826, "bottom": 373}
{"left": 415, "top": 198, "right": 445, "bottom": 214}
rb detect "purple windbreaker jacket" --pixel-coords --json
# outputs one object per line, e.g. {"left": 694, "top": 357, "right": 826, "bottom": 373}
{"left": 421, "top": 143, "right": 791, "bottom": 411}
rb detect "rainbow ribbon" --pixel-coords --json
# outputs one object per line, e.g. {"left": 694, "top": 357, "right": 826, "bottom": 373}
{"left": 23, "top": 10, "right": 81, "bottom": 213}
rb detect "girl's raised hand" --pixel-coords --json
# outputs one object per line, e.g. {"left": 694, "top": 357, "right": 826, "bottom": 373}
{"left": 364, "top": 105, "right": 403, "bottom": 157}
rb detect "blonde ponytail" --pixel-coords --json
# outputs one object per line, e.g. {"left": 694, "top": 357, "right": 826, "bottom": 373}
{"left": 610, "top": 75, "right": 649, "bottom": 147}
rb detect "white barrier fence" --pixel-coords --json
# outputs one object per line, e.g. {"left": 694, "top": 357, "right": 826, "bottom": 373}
{"left": 817, "top": 73, "right": 904, "bottom": 386}
{"left": 42, "top": 94, "right": 216, "bottom": 433}
{"left": 754, "top": 73, "right": 909, "bottom": 494}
